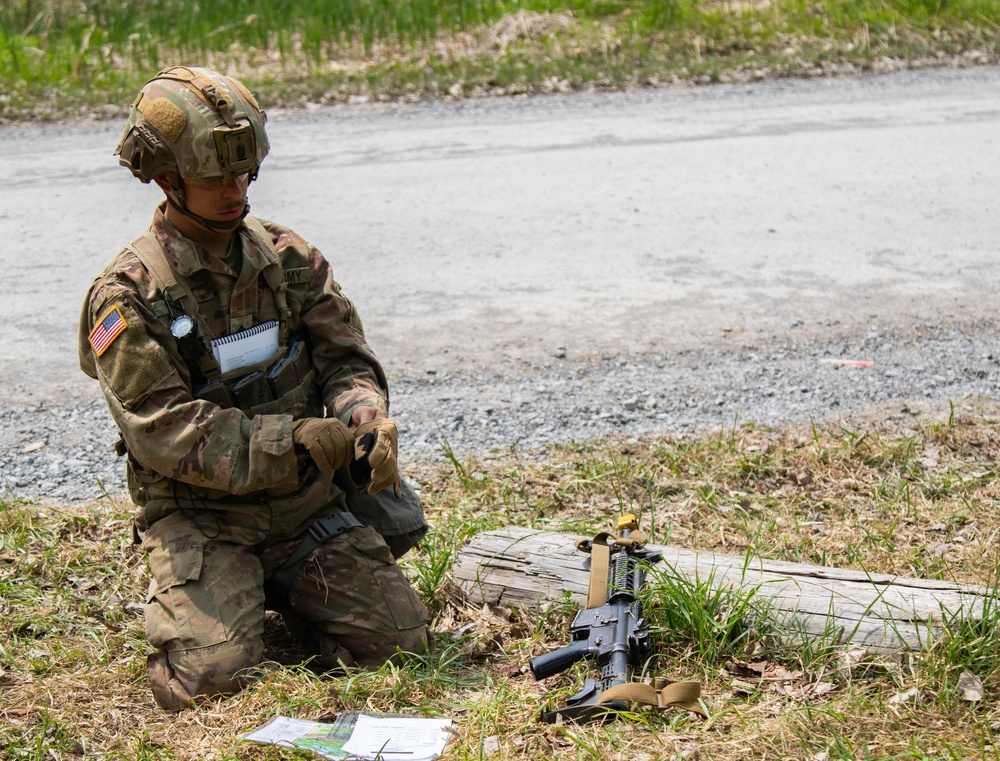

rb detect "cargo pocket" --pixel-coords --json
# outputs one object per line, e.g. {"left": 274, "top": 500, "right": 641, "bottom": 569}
{"left": 287, "top": 524, "right": 428, "bottom": 637}
{"left": 345, "top": 526, "right": 428, "bottom": 632}
{"left": 147, "top": 537, "right": 204, "bottom": 598}
{"left": 142, "top": 514, "right": 267, "bottom": 654}
{"left": 145, "top": 534, "right": 214, "bottom": 649}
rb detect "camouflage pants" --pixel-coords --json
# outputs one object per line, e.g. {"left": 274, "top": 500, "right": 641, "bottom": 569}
{"left": 141, "top": 510, "right": 429, "bottom": 712}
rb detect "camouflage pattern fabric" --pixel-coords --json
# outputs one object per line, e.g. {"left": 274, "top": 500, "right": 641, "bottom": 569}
{"left": 79, "top": 203, "right": 390, "bottom": 539}
{"left": 80, "top": 204, "right": 428, "bottom": 710}
{"left": 117, "top": 65, "right": 270, "bottom": 182}
{"left": 144, "top": 511, "right": 427, "bottom": 711}
{"left": 337, "top": 473, "right": 429, "bottom": 558}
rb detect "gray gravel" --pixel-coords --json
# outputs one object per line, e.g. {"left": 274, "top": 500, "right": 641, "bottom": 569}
{"left": 3, "top": 316, "right": 997, "bottom": 505}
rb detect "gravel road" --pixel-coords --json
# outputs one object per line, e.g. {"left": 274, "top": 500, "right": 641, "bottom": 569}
{"left": 4, "top": 316, "right": 997, "bottom": 504}
{"left": 2, "top": 66, "right": 999, "bottom": 505}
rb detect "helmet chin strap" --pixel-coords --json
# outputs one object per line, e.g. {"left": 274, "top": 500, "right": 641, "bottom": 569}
{"left": 165, "top": 193, "right": 250, "bottom": 232}
{"left": 166, "top": 174, "right": 252, "bottom": 233}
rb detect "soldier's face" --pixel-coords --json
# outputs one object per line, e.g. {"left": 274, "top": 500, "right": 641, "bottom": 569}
{"left": 183, "top": 174, "right": 250, "bottom": 224}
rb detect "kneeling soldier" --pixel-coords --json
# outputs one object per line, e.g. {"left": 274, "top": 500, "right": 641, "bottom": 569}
{"left": 79, "top": 66, "right": 429, "bottom": 711}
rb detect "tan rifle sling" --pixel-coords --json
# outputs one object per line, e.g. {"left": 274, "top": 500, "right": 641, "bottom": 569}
{"left": 575, "top": 526, "right": 707, "bottom": 719}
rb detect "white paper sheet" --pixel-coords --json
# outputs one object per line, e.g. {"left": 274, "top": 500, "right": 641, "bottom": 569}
{"left": 242, "top": 715, "right": 322, "bottom": 747}
{"left": 340, "top": 714, "right": 455, "bottom": 760}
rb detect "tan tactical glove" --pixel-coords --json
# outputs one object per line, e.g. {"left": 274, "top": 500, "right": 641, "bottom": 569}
{"left": 292, "top": 418, "right": 354, "bottom": 475}
{"left": 352, "top": 418, "right": 402, "bottom": 497}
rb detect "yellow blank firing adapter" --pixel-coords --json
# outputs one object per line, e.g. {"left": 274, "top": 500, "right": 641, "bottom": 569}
{"left": 618, "top": 514, "right": 638, "bottom": 532}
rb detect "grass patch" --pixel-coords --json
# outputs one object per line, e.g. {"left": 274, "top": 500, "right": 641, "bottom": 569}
{"left": 3, "top": 398, "right": 1000, "bottom": 758}
{"left": 3, "top": 0, "right": 1000, "bottom": 120}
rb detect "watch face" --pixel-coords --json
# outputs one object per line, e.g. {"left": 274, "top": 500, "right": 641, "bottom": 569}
{"left": 170, "top": 315, "right": 195, "bottom": 339}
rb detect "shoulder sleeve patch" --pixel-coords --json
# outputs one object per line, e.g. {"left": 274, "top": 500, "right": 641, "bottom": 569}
{"left": 89, "top": 306, "right": 128, "bottom": 356}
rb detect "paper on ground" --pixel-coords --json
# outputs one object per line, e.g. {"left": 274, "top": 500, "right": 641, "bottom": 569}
{"left": 242, "top": 716, "right": 324, "bottom": 747}
{"left": 341, "top": 714, "right": 455, "bottom": 760}
{"left": 243, "top": 713, "right": 455, "bottom": 761}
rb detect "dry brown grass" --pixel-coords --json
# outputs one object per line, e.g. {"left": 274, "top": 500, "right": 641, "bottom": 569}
{"left": 3, "top": 398, "right": 1000, "bottom": 759}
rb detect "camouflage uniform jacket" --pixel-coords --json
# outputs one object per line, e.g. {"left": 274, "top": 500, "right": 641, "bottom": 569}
{"left": 79, "top": 203, "right": 388, "bottom": 542}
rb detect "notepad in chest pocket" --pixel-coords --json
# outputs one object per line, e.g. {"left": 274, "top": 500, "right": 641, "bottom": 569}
{"left": 211, "top": 320, "right": 279, "bottom": 374}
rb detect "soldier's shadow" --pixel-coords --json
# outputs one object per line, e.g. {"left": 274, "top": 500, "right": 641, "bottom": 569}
{"left": 261, "top": 609, "right": 311, "bottom": 667}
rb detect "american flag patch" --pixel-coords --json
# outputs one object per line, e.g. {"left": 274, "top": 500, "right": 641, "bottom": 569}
{"left": 89, "top": 306, "right": 127, "bottom": 356}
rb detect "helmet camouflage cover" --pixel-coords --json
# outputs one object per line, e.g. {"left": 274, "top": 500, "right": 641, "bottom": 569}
{"left": 116, "top": 66, "right": 269, "bottom": 183}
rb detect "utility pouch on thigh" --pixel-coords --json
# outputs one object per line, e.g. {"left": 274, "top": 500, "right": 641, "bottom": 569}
{"left": 335, "top": 473, "right": 429, "bottom": 555}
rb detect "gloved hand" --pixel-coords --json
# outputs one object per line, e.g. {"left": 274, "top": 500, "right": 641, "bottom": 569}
{"left": 292, "top": 417, "right": 354, "bottom": 475}
{"left": 353, "top": 418, "right": 401, "bottom": 497}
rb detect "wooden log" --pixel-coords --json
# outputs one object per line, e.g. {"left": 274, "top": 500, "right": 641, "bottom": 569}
{"left": 451, "top": 527, "right": 991, "bottom": 652}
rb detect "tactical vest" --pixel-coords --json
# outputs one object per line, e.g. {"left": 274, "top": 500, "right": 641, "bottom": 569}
{"left": 127, "top": 217, "right": 321, "bottom": 421}
{"left": 121, "top": 219, "right": 428, "bottom": 552}
{"left": 123, "top": 218, "right": 325, "bottom": 520}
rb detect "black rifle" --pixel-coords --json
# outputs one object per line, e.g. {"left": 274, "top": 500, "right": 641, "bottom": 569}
{"left": 529, "top": 515, "right": 663, "bottom": 723}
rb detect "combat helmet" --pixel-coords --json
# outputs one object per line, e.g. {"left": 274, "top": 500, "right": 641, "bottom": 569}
{"left": 115, "top": 66, "right": 269, "bottom": 229}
